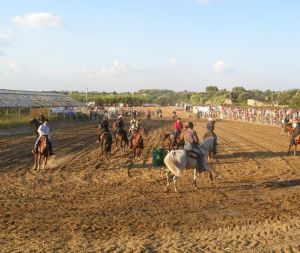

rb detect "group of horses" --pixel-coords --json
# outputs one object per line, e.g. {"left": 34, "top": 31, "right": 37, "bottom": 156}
{"left": 98, "top": 126, "right": 146, "bottom": 161}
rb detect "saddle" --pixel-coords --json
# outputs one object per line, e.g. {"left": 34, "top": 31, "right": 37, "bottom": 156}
{"left": 185, "top": 145, "right": 201, "bottom": 160}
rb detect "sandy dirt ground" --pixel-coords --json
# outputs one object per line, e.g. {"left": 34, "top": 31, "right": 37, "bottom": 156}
{"left": 0, "top": 107, "right": 300, "bottom": 253}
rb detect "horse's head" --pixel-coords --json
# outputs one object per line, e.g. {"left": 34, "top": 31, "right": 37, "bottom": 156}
{"left": 200, "top": 137, "right": 217, "bottom": 154}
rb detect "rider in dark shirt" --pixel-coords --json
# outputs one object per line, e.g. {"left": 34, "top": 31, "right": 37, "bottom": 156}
{"left": 290, "top": 118, "right": 300, "bottom": 145}
{"left": 38, "top": 112, "right": 46, "bottom": 124}
{"left": 99, "top": 117, "right": 109, "bottom": 132}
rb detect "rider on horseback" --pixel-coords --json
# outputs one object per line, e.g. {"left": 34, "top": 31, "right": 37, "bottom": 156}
{"left": 38, "top": 112, "right": 46, "bottom": 124}
{"left": 183, "top": 122, "right": 203, "bottom": 170}
{"left": 207, "top": 117, "right": 215, "bottom": 132}
{"left": 32, "top": 118, "right": 54, "bottom": 155}
{"left": 172, "top": 110, "right": 177, "bottom": 119}
{"left": 290, "top": 117, "right": 300, "bottom": 145}
{"left": 97, "top": 117, "right": 110, "bottom": 142}
{"left": 173, "top": 117, "right": 183, "bottom": 142}
{"left": 128, "top": 119, "right": 142, "bottom": 148}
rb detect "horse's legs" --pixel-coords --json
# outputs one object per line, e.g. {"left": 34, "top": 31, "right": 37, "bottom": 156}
{"left": 37, "top": 154, "right": 41, "bottom": 171}
{"left": 287, "top": 144, "right": 292, "bottom": 155}
{"left": 173, "top": 175, "right": 179, "bottom": 193}
{"left": 207, "top": 169, "right": 214, "bottom": 182}
{"left": 43, "top": 155, "right": 47, "bottom": 169}
{"left": 165, "top": 171, "right": 170, "bottom": 192}
{"left": 33, "top": 154, "right": 38, "bottom": 170}
{"left": 115, "top": 139, "right": 119, "bottom": 150}
{"left": 294, "top": 145, "right": 297, "bottom": 156}
{"left": 193, "top": 169, "right": 198, "bottom": 189}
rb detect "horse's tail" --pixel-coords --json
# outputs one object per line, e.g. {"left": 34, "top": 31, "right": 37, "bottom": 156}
{"left": 164, "top": 151, "right": 182, "bottom": 177}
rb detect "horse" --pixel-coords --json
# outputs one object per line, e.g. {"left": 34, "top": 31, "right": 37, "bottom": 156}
{"left": 284, "top": 123, "right": 300, "bottom": 156}
{"left": 29, "top": 118, "right": 41, "bottom": 138}
{"left": 98, "top": 132, "right": 112, "bottom": 157}
{"left": 203, "top": 131, "right": 218, "bottom": 161}
{"left": 33, "top": 135, "right": 48, "bottom": 170}
{"left": 114, "top": 128, "right": 128, "bottom": 153}
{"left": 164, "top": 137, "right": 217, "bottom": 193}
{"left": 163, "top": 130, "right": 185, "bottom": 151}
{"left": 130, "top": 128, "right": 145, "bottom": 161}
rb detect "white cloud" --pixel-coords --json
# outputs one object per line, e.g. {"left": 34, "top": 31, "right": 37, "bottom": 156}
{"left": 0, "top": 30, "right": 13, "bottom": 56}
{"left": 213, "top": 59, "right": 233, "bottom": 74}
{"left": 195, "top": 0, "right": 211, "bottom": 4}
{"left": 0, "top": 60, "right": 23, "bottom": 75}
{"left": 170, "top": 58, "right": 177, "bottom": 65}
{"left": 81, "top": 60, "right": 146, "bottom": 77}
{"left": 11, "top": 12, "right": 63, "bottom": 29}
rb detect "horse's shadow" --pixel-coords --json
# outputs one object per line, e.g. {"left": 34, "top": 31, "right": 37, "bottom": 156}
{"left": 217, "top": 151, "right": 288, "bottom": 159}
{"left": 223, "top": 179, "right": 300, "bottom": 191}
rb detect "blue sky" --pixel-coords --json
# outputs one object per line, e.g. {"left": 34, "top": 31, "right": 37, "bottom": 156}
{"left": 0, "top": 0, "right": 299, "bottom": 92}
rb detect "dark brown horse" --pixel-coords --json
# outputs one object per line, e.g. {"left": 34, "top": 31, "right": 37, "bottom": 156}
{"left": 130, "top": 128, "right": 145, "bottom": 161}
{"left": 163, "top": 130, "right": 185, "bottom": 151}
{"left": 33, "top": 135, "right": 48, "bottom": 170}
{"left": 98, "top": 132, "right": 112, "bottom": 157}
{"left": 284, "top": 123, "right": 300, "bottom": 156}
{"left": 203, "top": 131, "right": 218, "bottom": 161}
{"left": 29, "top": 118, "right": 41, "bottom": 138}
{"left": 114, "top": 128, "right": 128, "bottom": 153}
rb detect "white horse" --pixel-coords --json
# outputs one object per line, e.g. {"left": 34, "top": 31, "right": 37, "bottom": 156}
{"left": 164, "top": 137, "right": 217, "bottom": 193}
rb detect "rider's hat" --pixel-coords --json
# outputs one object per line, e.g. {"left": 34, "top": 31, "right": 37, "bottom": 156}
{"left": 187, "top": 122, "right": 194, "bottom": 128}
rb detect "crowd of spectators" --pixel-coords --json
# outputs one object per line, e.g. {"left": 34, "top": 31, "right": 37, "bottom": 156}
{"left": 217, "top": 107, "right": 300, "bottom": 125}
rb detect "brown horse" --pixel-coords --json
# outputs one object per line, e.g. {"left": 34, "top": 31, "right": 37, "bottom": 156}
{"left": 284, "top": 123, "right": 300, "bottom": 156}
{"left": 130, "top": 128, "right": 145, "bottom": 161}
{"left": 163, "top": 130, "right": 185, "bottom": 151}
{"left": 33, "top": 135, "right": 48, "bottom": 170}
{"left": 29, "top": 118, "right": 41, "bottom": 138}
{"left": 203, "top": 131, "right": 218, "bottom": 161}
{"left": 99, "top": 132, "right": 112, "bottom": 157}
{"left": 114, "top": 128, "right": 128, "bottom": 153}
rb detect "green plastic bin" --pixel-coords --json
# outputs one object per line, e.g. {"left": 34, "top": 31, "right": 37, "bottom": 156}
{"left": 152, "top": 147, "right": 167, "bottom": 166}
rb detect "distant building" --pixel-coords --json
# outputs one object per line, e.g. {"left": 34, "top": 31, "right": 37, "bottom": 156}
{"left": 247, "top": 99, "right": 264, "bottom": 106}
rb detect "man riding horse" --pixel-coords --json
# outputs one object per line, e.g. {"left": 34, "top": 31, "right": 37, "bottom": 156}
{"left": 97, "top": 117, "right": 110, "bottom": 142}
{"left": 207, "top": 117, "right": 215, "bottom": 132}
{"left": 38, "top": 112, "right": 46, "bottom": 125}
{"left": 290, "top": 117, "right": 300, "bottom": 146}
{"left": 183, "top": 122, "right": 203, "bottom": 170}
{"left": 173, "top": 117, "right": 183, "bottom": 145}
{"left": 128, "top": 119, "right": 143, "bottom": 148}
{"left": 32, "top": 118, "right": 54, "bottom": 155}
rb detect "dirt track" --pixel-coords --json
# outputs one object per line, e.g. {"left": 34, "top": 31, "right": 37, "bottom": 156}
{"left": 1, "top": 108, "right": 300, "bottom": 252}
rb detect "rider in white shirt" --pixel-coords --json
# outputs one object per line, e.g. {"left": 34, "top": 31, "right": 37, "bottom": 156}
{"left": 32, "top": 119, "right": 54, "bottom": 155}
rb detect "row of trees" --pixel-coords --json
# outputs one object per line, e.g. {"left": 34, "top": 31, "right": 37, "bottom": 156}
{"left": 68, "top": 87, "right": 300, "bottom": 107}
